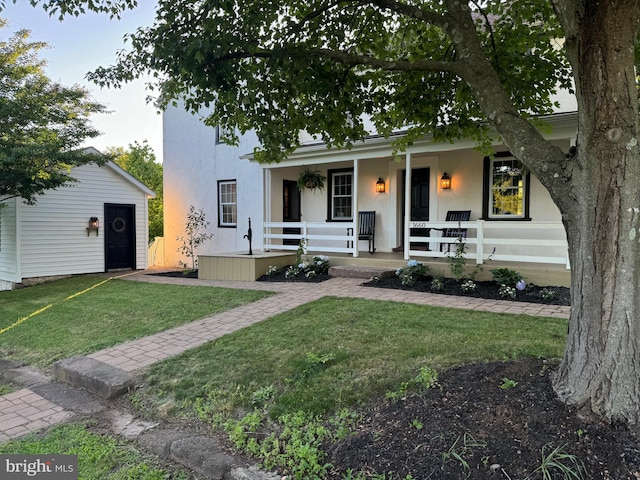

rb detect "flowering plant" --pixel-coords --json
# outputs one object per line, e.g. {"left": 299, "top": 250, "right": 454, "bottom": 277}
{"left": 430, "top": 277, "right": 444, "bottom": 292}
{"left": 287, "top": 255, "right": 331, "bottom": 279}
{"left": 396, "top": 260, "right": 430, "bottom": 286}
{"left": 461, "top": 279, "right": 477, "bottom": 293}
{"left": 499, "top": 284, "right": 517, "bottom": 299}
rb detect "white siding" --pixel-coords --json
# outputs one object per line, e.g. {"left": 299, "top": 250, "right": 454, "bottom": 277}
{"left": 0, "top": 198, "right": 19, "bottom": 287}
{"left": 163, "top": 103, "right": 263, "bottom": 267}
{"left": 19, "top": 163, "right": 150, "bottom": 279}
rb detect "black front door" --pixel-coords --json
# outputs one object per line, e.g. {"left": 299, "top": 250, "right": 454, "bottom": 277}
{"left": 402, "top": 168, "right": 431, "bottom": 249}
{"left": 282, "top": 180, "right": 301, "bottom": 246}
{"left": 105, "top": 204, "right": 136, "bottom": 270}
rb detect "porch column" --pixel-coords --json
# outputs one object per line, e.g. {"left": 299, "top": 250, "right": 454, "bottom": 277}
{"left": 263, "top": 167, "right": 271, "bottom": 252}
{"left": 353, "top": 158, "right": 360, "bottom": 258}
{"left": 403, "top": 153, "right": 412, "bottom": 261}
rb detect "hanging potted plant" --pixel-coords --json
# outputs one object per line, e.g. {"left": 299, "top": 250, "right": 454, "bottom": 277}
{"left": 297, "top": 165, "right": 327, "bottom": 192}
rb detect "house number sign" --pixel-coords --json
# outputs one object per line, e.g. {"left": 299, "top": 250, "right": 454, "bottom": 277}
{"left": 409, "top": 222, "right": 429, "bottom": 229}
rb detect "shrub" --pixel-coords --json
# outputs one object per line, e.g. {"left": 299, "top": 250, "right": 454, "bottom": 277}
{"left": 396, "top": 260, "right": 430, "bottom": 286}
{"left": 490, "top": 268, "right": 523, "bottom": 288}
{"left": 430, "top": 277, "right": 444, "bottom": 292}
{"left": 460, "top": 280, "right": 477, "bottom": 293}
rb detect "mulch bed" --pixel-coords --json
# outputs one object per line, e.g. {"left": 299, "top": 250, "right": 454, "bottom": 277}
{"left": 363, "top": 276, "right": 571, "bottom": 306}
{"left": 326, "top": 358, "right": 640, "bottom": 479}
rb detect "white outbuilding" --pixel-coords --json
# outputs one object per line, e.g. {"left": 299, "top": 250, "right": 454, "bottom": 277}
{"left": 0, "top": 149, "right": 155, "bottom": 290}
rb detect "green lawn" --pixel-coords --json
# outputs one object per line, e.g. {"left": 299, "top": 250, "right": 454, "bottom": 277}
{"left": 0, "top": 423, "right": 190, "bottom": 479}
{"left": 140, "top": 296, "right": 567, "bottom": 418}
{"left": 0, "top": 274, "right": 271, "bottom": 367}
{"left": 133, "top": 296, "right": 567, "bottom": 479}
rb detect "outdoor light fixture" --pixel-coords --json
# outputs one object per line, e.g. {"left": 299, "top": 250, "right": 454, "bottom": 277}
{"left": 87, "top": 217, "right": 99, "bottom": 236}
{"left": 440, "top": 172, "right": 452, "bottom": 190}
{"left": 376, "top": 177, "right": 386, "bottom": 193}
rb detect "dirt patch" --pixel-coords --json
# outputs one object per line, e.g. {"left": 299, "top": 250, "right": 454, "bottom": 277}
{"left": 326, "top": 358, "right": 640, "bottom": 479}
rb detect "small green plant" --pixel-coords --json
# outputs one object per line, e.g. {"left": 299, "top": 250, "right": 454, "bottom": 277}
{"left": 395, "top": 260, "right": 430, "bottom": 286}
{"left": 295, "top": 239, "right": 306, "bottom": 265}
{"left": 441, "top": 433, "right": 487, "bottom": 477}
{"left": 386, "top": 366, "right": 439, "bottom": 402}
{"left": 500, "top": 377, "right": 518, "bottom": 389}
{"left": 410, "top": 419, "right": 424, "bottom": 430}
{"left": 430, "top": 276, "right": 444, "bottom": 292}
{"left": 176, "top": 205, "right": 214, "bottom": 271}
{"left": 460, "top": 279, "right": 477, "bottom": 293}
{"left": 251, "top": 385, "right": 276, "bottom": 407}
{"left": 447, "top": 237, "right": 468, "bottom": 280}
{"left": 226, "top": 410, "right": 334, "bottom": 479}
{"left": 266, "top": 265, "right": 282, "bottom": 276}
{"left": 526, "top": 443, "right": 586, "bottom": 480}
{"left": 491, "top": 268, "right": 523, "bottom": 288}
{"left": 541, "top": 288, "right": 557, "bottom": 301}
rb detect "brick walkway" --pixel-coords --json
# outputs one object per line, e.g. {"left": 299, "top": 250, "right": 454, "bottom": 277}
{"left": 0, "top": 272, "right": 570, "bottom": 442}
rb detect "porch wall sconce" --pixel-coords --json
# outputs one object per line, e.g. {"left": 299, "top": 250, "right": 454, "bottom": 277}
{"left": 440, "top": 172, "right": 452, "bottom": 190}
{"left": 87, "top": 217, "right": 99, "bottom": 236}
{"left": 375, "top": 177, "right": 386, "bottom": 193}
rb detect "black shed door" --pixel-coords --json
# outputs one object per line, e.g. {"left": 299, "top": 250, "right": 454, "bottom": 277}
{"left": 105, "top": 204, "right": 136, "bottom": 270}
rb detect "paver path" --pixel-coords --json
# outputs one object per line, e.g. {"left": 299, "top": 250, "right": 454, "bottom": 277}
{"left": 0, "top": 272, "right": 570, "bottom": 442}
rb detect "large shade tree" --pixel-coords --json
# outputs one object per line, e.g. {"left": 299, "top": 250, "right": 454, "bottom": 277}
{"left": 18, "top": 0, "right": 640, "bottom": 423}
{"left": 0, "top": 18, "right": 106, "bottom": 204}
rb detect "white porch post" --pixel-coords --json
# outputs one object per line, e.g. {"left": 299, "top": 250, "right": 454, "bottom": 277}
{"left": 403, "top": 153, "right": 411, "bottom": 261}
{"left": 263, "top": 167, "right": 271, "bottom": 252}
{"left": 353, "top": 158, "right": 360, "bottom": 257}
{"left": 476, "top": 219, "right": 484, "bottom": 264}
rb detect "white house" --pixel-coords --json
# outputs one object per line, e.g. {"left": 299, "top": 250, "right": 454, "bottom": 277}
{"left": 162, "top": 93, "right": 577, "bottom": 284}
{"left": 0, "top": 152, "right": 155, "bottom": 291}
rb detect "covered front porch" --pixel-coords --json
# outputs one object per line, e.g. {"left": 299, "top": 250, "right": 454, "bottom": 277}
{"left": 247, "top": 114, "right": 576, "bottom": 287}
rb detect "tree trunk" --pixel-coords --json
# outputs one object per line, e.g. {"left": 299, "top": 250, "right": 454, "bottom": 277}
{"left": 550, "top": 0, "right": 640, "bottom": 423}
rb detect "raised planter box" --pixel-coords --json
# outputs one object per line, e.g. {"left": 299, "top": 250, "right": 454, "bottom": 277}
{"left": 198, "top": 251, "right": 297, "bottom": 281}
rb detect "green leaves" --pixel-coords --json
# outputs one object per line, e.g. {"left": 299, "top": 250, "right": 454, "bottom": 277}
{"left": 0, "top": 20, "right": 106, "bottom": 204}
{"left": 76, "top": 0, "right": 572, "bottom": 163}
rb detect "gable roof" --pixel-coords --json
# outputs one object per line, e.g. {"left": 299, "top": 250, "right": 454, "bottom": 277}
{"left": 83, "top": 146, "right": 156, "bottom": 198}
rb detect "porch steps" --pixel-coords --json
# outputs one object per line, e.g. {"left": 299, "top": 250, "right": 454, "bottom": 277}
{"left": 328, "top": 265, "right": 396, "bottom": 280}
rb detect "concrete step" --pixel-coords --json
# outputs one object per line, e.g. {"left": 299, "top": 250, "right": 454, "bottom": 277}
{"left": 328, "top": 265, "right": 396, "bottom": 279}
{"left": 53, "top": 356, "right": 136, "bottom": 400}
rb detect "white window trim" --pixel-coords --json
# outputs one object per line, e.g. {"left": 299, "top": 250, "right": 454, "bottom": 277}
{"left": 218, "top": 180, "right": 237, "bottom": 227}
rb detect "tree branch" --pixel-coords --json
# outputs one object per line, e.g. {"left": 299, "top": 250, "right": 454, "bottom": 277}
{"left": 212, "top": 46, "right": 463, "bottom": 76}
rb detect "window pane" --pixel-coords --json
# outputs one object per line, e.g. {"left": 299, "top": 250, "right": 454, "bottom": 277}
{"left": 490, "top": 159, "right": 524, "bottom": 217}
{"left": 331, "top": 172, "right": 353, "bottom": 220}
{"left": 218, "top": 180, "right": 237, "bottom": 226}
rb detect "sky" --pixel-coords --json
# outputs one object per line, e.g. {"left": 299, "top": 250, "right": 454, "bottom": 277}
{"left": 1, "top": 2, "right": 164, "bottom": 162}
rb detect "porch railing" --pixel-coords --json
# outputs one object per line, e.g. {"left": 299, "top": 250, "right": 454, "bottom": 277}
{"left": 264, "top": 221, "right": 356, "bottom": 255}
{"left": 408, "top": 220, "right": 569, "bottom": 267}
{"left": 263, "top": 220, "right": 569, "bottom": 267}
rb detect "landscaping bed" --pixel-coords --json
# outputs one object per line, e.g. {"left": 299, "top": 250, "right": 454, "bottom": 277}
{"left": 327, "top": 358, "right": 639, "bottom": 479}
{"left": 364, "top": 275, "right": 571, "bottom": 306}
